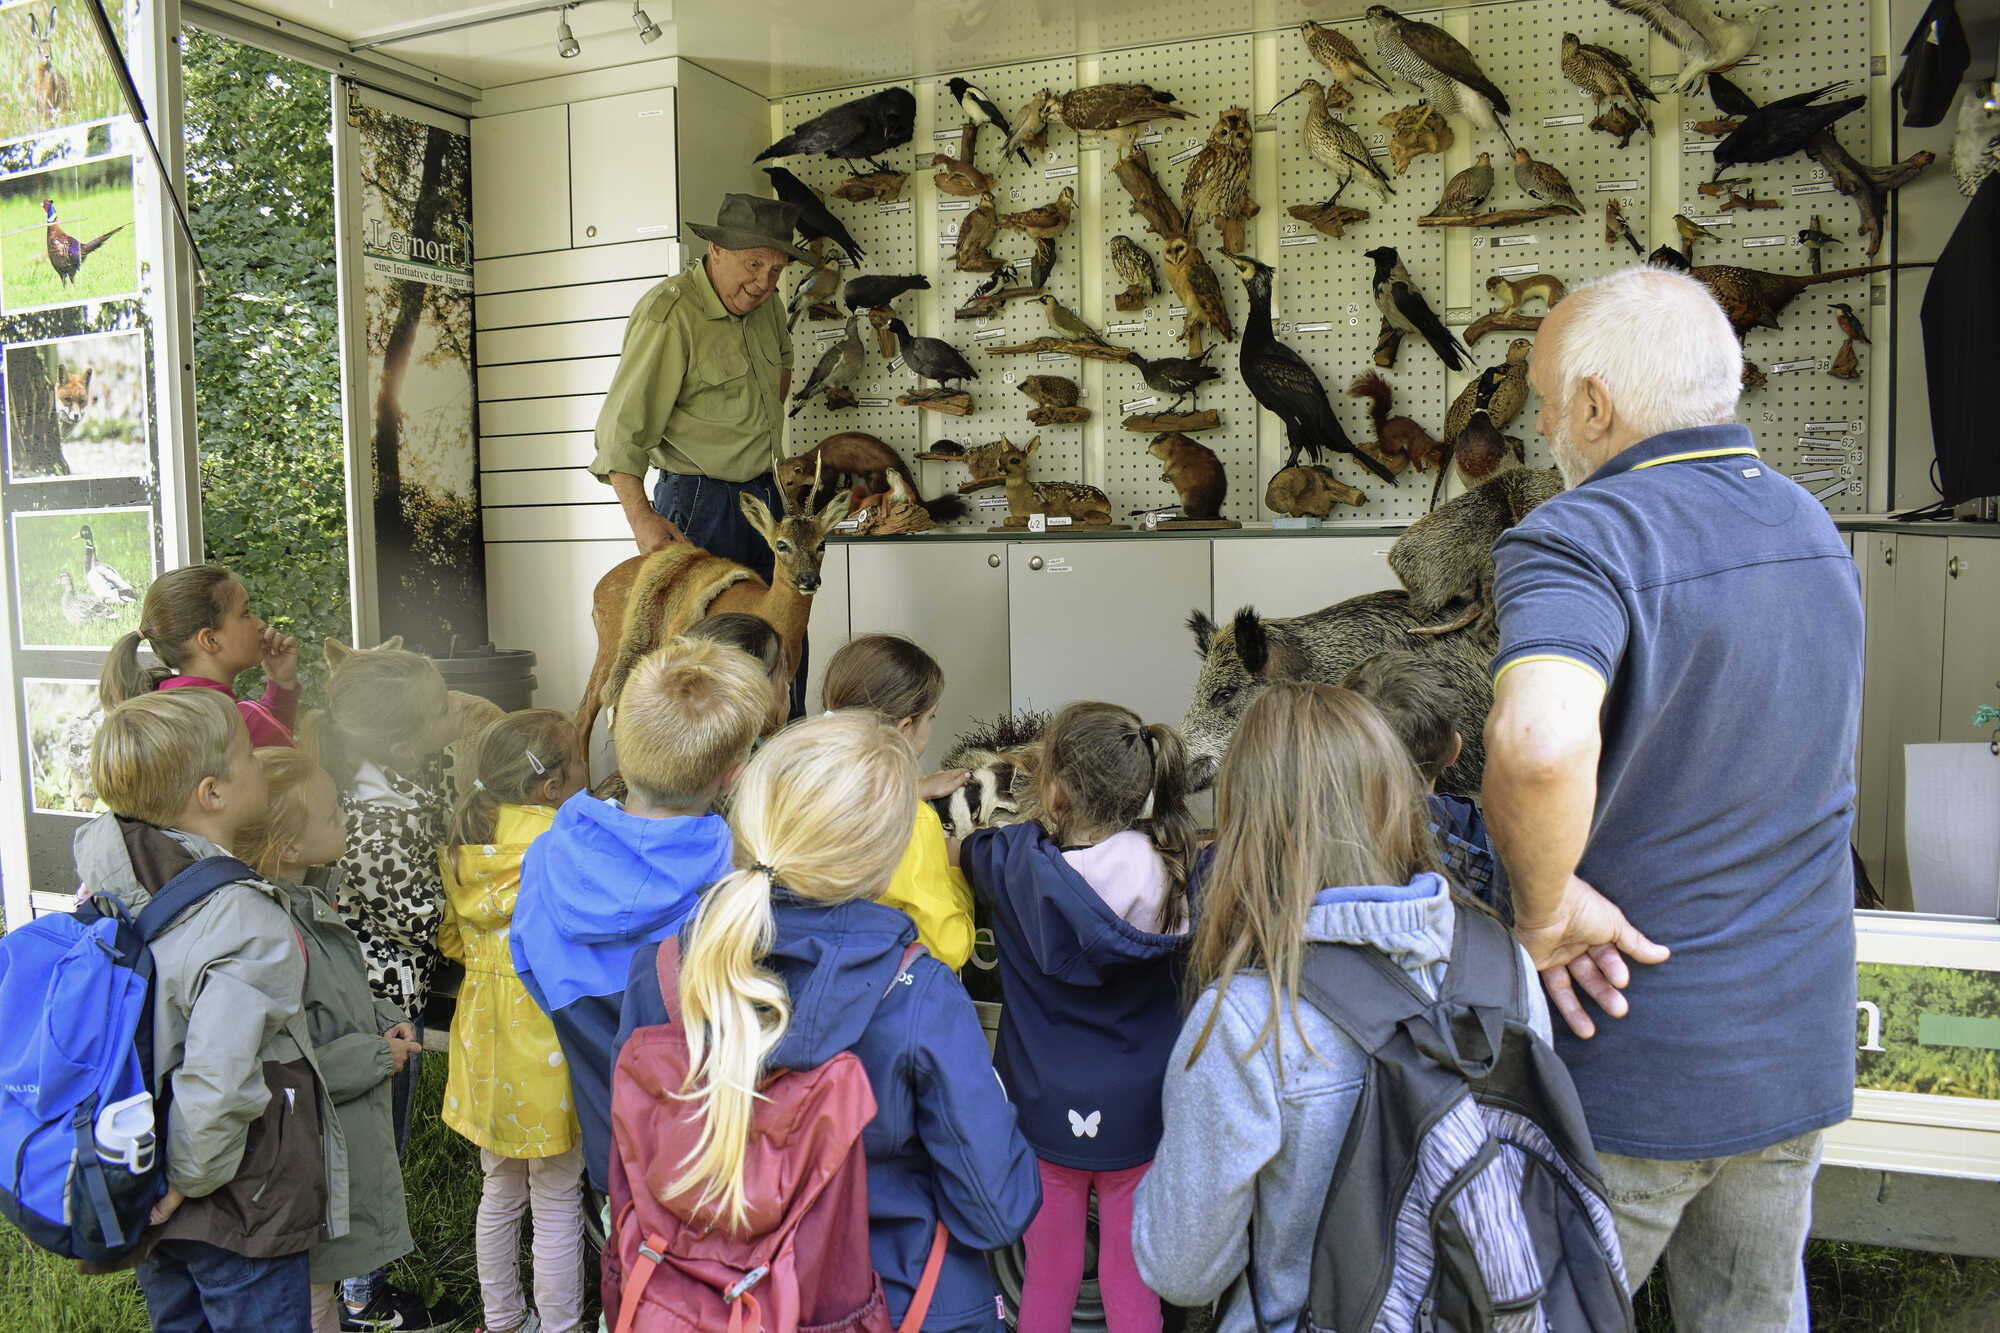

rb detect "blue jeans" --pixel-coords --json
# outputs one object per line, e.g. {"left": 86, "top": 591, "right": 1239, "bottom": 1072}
{"left": 651, "top": 470, "right": 809, "bottom": 718}
{"left": 136, "top": 1240, "right": 309, "bottom": 1333}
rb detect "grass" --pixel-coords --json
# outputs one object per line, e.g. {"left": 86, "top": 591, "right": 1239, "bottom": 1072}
{"left": 0, "top": 0, "right": 126, "bottom": 145}
{"left": 0, "top": 168, "right": 137, "bottom": 310}
{"left": 10, "top": 505, "right": 149, "bottom": 647}
{"left": 1, "top": 1061, "right": 1994, "bottom": 1330}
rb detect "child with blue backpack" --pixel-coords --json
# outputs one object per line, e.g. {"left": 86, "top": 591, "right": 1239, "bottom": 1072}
{"left": 79, "top": 689, "right": 341, "bottom": 1331}
{"left": 958, "top": 701, "right": 1198, "bottom": 1333}
{"left": 1131, "top": 683, "right": 1561, "bottom": 1329}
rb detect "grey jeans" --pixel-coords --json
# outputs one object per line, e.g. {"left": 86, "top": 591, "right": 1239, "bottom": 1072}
{"left": 1599, "top": 1129, "right": 1823, "bottom": 1333}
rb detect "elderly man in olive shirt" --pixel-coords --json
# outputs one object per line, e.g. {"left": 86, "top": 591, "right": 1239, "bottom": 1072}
{"left": 591, "top": 193, "right": 810, "bottom": 568}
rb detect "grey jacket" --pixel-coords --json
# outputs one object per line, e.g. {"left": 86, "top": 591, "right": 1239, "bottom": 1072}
{"left": 1131, "top": 878, "right": 1551, "bottom": 1332}
{"left": 73, "top": 815, "right": 348, "bottom": 1248}
{"left": 278, "top": 868, "right": 412, "bottom": 1283}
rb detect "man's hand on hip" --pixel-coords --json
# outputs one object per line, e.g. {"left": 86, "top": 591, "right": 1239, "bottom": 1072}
{"left": 1516, "top": 874, "right": 1670, "bottom": 1040}
{"left": 631, "top": 509, "right": 686, "bottom": 554}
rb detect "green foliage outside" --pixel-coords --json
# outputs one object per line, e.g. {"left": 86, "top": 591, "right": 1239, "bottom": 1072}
{"left": 182, "top": 28, "right": 349, "bottom": 706}
{"left": 10, "top": 506, "right": 148, "bottom": 646}
{"left": 1858, "top": 962, "right": 2000, "bottom": 1102}
{"left": 0, "top": 164, "right": 137, "bottom": 309}
{"left": 0, "top": 0, "right": 126, "bottom": 143}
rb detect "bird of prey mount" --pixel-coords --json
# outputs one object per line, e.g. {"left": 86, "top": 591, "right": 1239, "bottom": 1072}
{"left": 1366, "top": 6, "right": 1514, "bottom": 146}
{"left": 1601, "top": 0, "right": 1773, "bottom": 94}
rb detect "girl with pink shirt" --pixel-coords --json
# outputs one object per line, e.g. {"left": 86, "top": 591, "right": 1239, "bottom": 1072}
{"left": 99, "top": 563, "right": 300, "bottom": 747}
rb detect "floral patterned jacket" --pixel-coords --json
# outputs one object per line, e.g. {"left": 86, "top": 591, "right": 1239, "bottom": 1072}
{"left": 335, "top": 758, "right": 452, "bottom": 1015}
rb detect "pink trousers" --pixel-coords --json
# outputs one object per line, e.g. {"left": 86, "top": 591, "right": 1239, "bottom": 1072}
{"left": 1019, "top": 1158, "right": 1162, "bottom": 1333}
{"left": 476, "top": 1145, "right": 586, "bottom": 1333}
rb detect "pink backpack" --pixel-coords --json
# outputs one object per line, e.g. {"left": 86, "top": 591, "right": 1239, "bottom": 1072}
{"left": 604, "top": 940, "right": 947, "bottom": 1333}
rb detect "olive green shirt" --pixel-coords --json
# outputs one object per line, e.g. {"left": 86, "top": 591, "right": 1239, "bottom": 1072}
{"left": 590, "top": 258, "right": 793, "bottom": 485}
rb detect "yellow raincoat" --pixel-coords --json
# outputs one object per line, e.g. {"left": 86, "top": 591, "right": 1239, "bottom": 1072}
{"left": 876, "top": 801, "right": 975, "bottom": 970}
{"left": 439, "top": 804, "right": 578, "bottom": 1158}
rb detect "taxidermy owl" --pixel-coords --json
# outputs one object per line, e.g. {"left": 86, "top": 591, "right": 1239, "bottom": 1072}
{"left": 1181, "top": 107, "right": 1255, "bottom": 237}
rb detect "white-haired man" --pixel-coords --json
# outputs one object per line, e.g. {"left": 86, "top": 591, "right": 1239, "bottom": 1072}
{"left": 1481, "top": 268, "right": 1862, "bottom": 1330}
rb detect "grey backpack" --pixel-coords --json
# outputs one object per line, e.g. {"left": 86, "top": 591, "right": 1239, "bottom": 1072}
{"left": 1254, "top": 906, "right": 1633, "bottom": 1333}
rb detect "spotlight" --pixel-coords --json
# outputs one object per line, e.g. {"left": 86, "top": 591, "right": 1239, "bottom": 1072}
{"left": 632, "top": 2, "right": 663, "bottom": 42}
{"left": 555, "top": 5, "right": 580, "bottom": 57}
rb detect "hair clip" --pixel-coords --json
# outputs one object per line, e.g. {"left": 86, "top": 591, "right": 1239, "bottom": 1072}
{"left": 525, "top": 748, "right": 547, "bottom": 775}
{"left": 752, "top": 861, "right": 779, "bottom": 880}
{"left": 472, "top": 778, "right": 486, "bottom": 792}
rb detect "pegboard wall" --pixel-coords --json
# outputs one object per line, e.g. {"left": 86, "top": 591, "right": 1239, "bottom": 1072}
{"left": 775, "top": 0, "right": 1891, "bottom": 528}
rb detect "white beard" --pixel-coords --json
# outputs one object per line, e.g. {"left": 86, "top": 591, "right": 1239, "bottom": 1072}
{"left": 1549, "top": 426, "right": 1592, "bottom": 489}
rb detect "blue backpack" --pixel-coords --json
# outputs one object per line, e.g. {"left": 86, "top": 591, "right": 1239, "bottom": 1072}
{"left": 0, "top": 855, "right": 257, "bottom": 1263}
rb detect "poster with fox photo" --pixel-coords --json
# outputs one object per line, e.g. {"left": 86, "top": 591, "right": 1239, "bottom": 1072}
{"left": 22, "top": 675, "right": 97, "bottom": 816}
{"left": 4, "top": 326, "right": 146, "bottom": 481}
{"left": 0, "top": 0, "right": 127, "bottom": 145}
{"left": 9, "top": 501, "right": 149, "bottom": 648}
{"left": 0, "top": 149, "right": 135, "bottom": 312}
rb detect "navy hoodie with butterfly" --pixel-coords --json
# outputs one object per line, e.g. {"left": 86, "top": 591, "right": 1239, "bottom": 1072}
{"left": 961, "top": 821, "right": 1191, "bottom": 1171}
{"left": 619, "top": 892, "right": 1040, "bottom": 1332}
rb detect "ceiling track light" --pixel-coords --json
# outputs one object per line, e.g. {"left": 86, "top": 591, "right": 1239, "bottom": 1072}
{"left": 555, "top": 4, "right": 581, "bottom": 58}
{"left": 632, "top": 2, "right": 663, "bottom": 43}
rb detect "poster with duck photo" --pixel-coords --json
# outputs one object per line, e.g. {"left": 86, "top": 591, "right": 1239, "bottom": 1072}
{"left": 21, "top": 675, "right": 97, "bottom": 816}
{"left": 0, "top": 1, "right": 125, "bottom": 145}
{"left": 0, "top": 149, "right": 134, "bottom": 311}
{"left": 9, "top": 501, "right": 149, "bottom": 647}
{"left": 4, "top": 326, "right": 147, "bottom": 480}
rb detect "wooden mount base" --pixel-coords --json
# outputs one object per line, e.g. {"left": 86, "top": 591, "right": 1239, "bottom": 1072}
{"left": 954, "top": 285, "right": 1044, "bottom": 320}
{"left": 1114, "top": 286, "right": 1149, "bottom": 312}
{"left": 822, "top": 385, "right": 858, "bottom": 411}
{"left": 1156, "top": 517, "right": 1241, "bottom": 530}
{"left": 807, "top": 301, "right": 843, "bottom": 322}
{"left": 1464, "top": 311, "right": 1543, "bottom": 345}
{"left": 1123, "top": 410, "right": 1219, "bottom": 433}
{"left": 898, "top": 389, "right": 974, "bottom": 415}
{"left": 1416, "top": 205, "right": 1575, "bottom": 228}
{"left": 832, "top": 171, "right": 906, "bottom": 204}
{"left": 954, "top": 475, "right": 1006, "bottom": 492}
{"left": 1373, "top": 321, "right": 1405, "bottom": 369}
{"left": 1289, "top": 202, "right": 1371, "bottom": 238}
{"left": 1803, "top": 130, "right": 1933, "bottom": 258}
{"left": 984, "top": 337, "right": 1138, "bottom": 364}
{"left": 1028, "top": 406, "right": 1091, "bottom": 426}
{"left": 1111, "top": 147, "right": 1188, "bottom": 241}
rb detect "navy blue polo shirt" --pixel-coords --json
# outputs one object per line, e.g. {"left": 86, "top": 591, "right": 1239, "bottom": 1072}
{"left": 1491, "top": 424, "right": 1862, "bottom": 1160}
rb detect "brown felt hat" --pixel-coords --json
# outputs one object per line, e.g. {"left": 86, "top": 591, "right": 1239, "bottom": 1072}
{"left": 687, "top": 193, "right": 814, "bottom": 263}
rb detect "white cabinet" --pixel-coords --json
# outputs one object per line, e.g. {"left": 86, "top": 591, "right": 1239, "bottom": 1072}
{"left": 1007, "top": 540, "right": 1210, "bottom": 728}
{"left": 485, "top": 538, "right": 630, "bottom": 718}
{"left": 568, "top": 89, "right": 678, "bottom": 249}
{"left": 805, "top": 544, "right": 851, "bottom": 718}
{"left": 1211, "top": 535, "right": 1397, "bottom": 622}
{"left": 471, "top": 106, "right": 569, "bottom": 258}
{"left": 848, "top": 543, "right": 1011, "bottom": 771}
{"left": 1941, "top": 539, "right": 2000, "bottom": 747}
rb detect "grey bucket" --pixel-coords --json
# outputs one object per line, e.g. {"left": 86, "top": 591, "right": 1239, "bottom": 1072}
{"left": 432, "top": 642, "right": 538, "bottom": 712}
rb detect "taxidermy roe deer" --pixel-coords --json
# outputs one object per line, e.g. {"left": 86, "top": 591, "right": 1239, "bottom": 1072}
{"left": 576, "top": 458, "right": 851, "bottom": 763}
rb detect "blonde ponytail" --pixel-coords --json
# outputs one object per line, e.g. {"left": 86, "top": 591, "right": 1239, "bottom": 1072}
{"left": 670, "top": 711, "right": 916, "bottom": 1231}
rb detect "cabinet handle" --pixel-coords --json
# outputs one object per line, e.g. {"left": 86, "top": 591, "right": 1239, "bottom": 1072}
{"left": 585, "top": 224, "right": 597, "bottom": 238}
{"left": 1028, "top": 556, "right": 1044, "bottom": 571}
{"left": 987, "top": 553, "right": 1001, "bottom": 568}
{"left": 1882, "top": 547, "right": 1894, "bottom": 566}
{"left": 1947, "top": 555, "right": 1963, "bottom": 579}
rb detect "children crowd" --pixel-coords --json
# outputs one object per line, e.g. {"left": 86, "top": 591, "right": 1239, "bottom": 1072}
{"left": 72, "top": 559, "right": 1549, "bottom": 1333}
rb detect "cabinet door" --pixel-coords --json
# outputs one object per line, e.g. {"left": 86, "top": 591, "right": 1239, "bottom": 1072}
{"left": 471, "top": 106, "right": 570, "bottom": 259}
{"left": 848, "top": 543, "right": 1010, "bottom": 770}
{"left": 804, "top": 544, "right": 852, "bottom": 718}
{"left": 1866, "top": 535, "right": 1949, "bottom": 910}
{"left": 569, "top": 89, "right": 678, "bottom": 249}
{"left": 1941, "top": 538, "right": 2000, "bottom": 745}
{"left": 1008, "top": 540, "right": 1211, "bottom": 727}
{"left": 1211, "top": 536, "right": 1397, "bottom": 623}
{"left": 1854, "top": 535, "right": 1894, "bottom": 887}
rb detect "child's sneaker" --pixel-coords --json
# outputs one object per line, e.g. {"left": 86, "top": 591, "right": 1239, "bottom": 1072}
{"left": 340, "top": 1287, "right": 452, "bottom": 1332}
{"left": 476, "top": 1315, "right": 542, "bottom": 1333}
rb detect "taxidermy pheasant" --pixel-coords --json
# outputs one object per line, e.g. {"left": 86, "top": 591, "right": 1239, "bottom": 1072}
{"left": 43, "top": 200, "right": 124, "bottom": 288}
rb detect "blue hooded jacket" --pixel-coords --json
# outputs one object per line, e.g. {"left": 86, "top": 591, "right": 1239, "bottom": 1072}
{"left": 961, "top": 821, "right": 1191, "bottom": 1171}
{"left": 620, "top": 893, "right": 1040, "bottom": 1333}
{"left": 510, "top": 792, "right": 733, "bottom": 1189}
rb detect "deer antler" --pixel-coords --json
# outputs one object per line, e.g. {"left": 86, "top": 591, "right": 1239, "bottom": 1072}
{"left": 773, "top": 448, "right": 800, "bottom": 516}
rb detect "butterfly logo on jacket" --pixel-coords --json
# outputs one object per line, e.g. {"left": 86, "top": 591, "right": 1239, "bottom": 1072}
{"left": 1067, "top": 1108, "right": 1101, "bottom": 1138}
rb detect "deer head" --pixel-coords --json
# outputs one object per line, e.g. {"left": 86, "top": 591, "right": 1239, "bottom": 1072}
{"left": 742, "top": 457, "right": 850, "bottom": 596}
{"left": 997, "top": 435, "right": 1041, "bottom": 481}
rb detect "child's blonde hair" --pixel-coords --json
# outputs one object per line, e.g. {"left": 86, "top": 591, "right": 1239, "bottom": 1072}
{"left": 1186, "top": 682, "right": 1442, "bottom": 1065}
{"left": 820, "top": 634, "right": 943, "bottom": 724}
{"left": 1038, "top": 701, "right": 1197, "bottom": 933}
{"left": 614, "top": 637, "right": 770, "bottom": 807}
{"left": 92, "top": 688, "right": 244, "bottom": 826}
{"left": 300, "top": 643, "right": 447, "bottom": 787}
{"left": 673, "top": 712, "right": 916, "bottom": 1230}
{"left": 448, "top": 708, "right": 579, "bottom": 848}
{"left": 98, "top": 565, "right": 239, "bottom": 709}
{"left": 235, "top": 748, "right": 328, "bottom": 878}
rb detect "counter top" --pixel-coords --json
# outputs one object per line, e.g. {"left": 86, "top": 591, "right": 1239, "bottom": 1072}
{"left": 826, "top": 516, "right": 2000, "bottom": 544}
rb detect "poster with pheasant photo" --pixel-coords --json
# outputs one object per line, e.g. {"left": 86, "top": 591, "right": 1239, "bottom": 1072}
{"left": 4, "top": 326, "right": 146, "bottom": 481}
{"left": 21, "top": 675, "right": 98, "bottom": 816}
{"left": 9, "top": 501, "right": 149, "bottom": 648}
{"left": 0, "top": 0, "right": 125, "bottom": 145}
{"left": 346, "top": 85, "right": 486, "bottom": 651}
{"left": 0, "top": 149, "right": 134, "bottom": 311}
